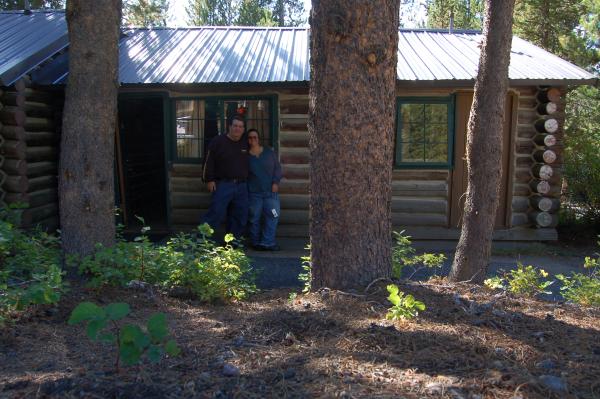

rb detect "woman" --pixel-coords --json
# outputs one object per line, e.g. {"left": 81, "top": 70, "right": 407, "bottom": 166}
{"left": 247, "top": 129, "right": 282, "bottom": 251}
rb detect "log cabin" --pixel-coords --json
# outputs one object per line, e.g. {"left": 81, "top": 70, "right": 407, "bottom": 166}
{"left": 1, "top": 10, "right": 597, "bottom": 241}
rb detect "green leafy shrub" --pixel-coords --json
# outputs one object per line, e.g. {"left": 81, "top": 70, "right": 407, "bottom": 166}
{"left": 392, "top": 231, "right": 446, "bottom": 279}
{"left": 484, "top": 263, "right": 554, "bottom": 296}
{"left": 165, "top": 228, "right": 256, "bottom": 302}
{"left": 75, "top": 223, "right": 256, "bottom": 303}
{"left": 564, "top": 86, "right": 600, "bottom": 224}
{"left": 74, "top": 220, "right": 169, "bottom": 288}
{"left": 556, "top": 239, "right": 600, "bottom": 306}
{"left": 68, "top": 302, "right": 180, "bottom": 371}
{"left": 298, "top": 245, "right": 312, "bottom": 293}
{"left": 385, "top": 284, "right": 425, "bottom": 320}
{"left": 1, "top": 210, "right": 64, "bottom": 326}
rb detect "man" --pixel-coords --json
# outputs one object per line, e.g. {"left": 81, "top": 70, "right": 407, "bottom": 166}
{"left": 202, "top": 115, "right": 249, "bottom": 240}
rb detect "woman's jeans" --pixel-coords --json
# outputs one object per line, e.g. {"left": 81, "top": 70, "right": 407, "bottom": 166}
{"left": 248, "top": 192, "right": 280, "bottom": 247}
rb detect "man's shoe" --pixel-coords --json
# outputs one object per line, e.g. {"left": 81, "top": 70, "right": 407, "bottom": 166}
{"left": 263, "top": 244, "right": 281, "bottom": 251}
{"left": 251, "top": 244, "right": 266, "bottom": 251}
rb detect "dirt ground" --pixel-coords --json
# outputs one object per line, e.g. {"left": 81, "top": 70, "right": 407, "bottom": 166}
{"left": 1, "top": 278, "right": 599, "bottom": 399}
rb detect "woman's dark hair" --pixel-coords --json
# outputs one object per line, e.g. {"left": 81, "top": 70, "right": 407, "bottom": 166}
{"left": 247, "top": 128, "right": 260, "bottom": 138}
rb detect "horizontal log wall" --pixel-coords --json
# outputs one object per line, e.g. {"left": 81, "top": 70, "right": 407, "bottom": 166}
{"left": 0, "top": 77, "right": 61, "bottom": 231}
{"left": 511, "top": 86, "right": 564, "bottom": 234}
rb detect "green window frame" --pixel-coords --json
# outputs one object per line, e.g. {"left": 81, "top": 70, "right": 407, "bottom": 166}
{"left": 395, "top": 96, "right": 455, "bottom": 169}
{"left": 170, "top": 95, "right": 278, "bottom": 163}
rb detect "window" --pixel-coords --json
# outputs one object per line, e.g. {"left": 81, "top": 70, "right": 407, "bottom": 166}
{"left": 173, "top": 97, "right": 274, "bottom": 162}
{"left": 395, "top": 97, "right": 454, "bottom": 168}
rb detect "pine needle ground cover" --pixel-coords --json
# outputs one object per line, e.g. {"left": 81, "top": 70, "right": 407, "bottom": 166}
{"left": 1, "top": 281, "right": 599, "bottom": 398}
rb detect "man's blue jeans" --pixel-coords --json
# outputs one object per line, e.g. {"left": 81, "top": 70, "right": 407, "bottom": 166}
{"left": 248, "top": 192, "right": 280, "bottom": 247}
{"left": 202, "top": 181, "right": 248, "bottom": 240}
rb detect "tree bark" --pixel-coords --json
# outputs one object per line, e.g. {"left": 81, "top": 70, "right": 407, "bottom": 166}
{"left": 60, "top": 1, "right": 121, "bottom": 256}
{"left": 309, "top": 0, "right": 399, "bottom": 289}
{"left": 448, "top": 0, "right": 515, "bottom": 283}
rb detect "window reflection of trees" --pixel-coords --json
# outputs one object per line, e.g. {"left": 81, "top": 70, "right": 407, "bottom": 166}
{"left": 399, "top": 102, "right": 449, "bottom": 164}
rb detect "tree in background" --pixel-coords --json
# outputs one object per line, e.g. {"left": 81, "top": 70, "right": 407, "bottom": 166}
{"left": 187, "top": 0, "right": 237, "bottom": 25}
{"left": 237, "top": 0, "right": 275, "bottom": 26}
{"left": 60, "top": 1, "right": 121, "bottom": 257}
{"left": 0, "top": 0, "right": 63, "bottom": 9}
{"left": 123, "top": 0, "right": 169, "bottom": 27}
{"left": 448, "top": 0, "right": 516, "bottom": 283}
{"left": 561, "top": 0, "right": 600, "bottom": 226}
{"left": 271, "top": 0, "right": 304, "bottom": 26}
{"left": 513, "top": 0, "right": 584, "bottom": 61}
{"left": 564, "top": 85, "right": 600, "bottom": 222}
{"left": 309, "top": 0, "right": 399, "bottom": 289}
{"left": 400, "top": 0, "right": 427, "bottom": 28}
{"left": 186, "top": 0, "right": 304, "bottom": 26}
{"left": 426, "top": 0, "right": 484, "bottom": 30}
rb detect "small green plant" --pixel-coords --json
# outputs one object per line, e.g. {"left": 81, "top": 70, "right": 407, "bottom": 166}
{"left": 68, "top": 302, "right": 180, "bottom": 371}
{"left": 385, "top": 284, "right": 426, "bottom": 320}
{"left": 556, "top": 238, "right": 600, "bottom": 306}
{"left": 1, "top": 209, "right": 65, "bottom": 327}
{"left": 507, "top": 264, "right": 554, "bottom": 296}
{"left": 288, "top": 292, "right": 297, "bottom": 303}
{"left": 484, "top": 276, "right": 505, "bottom": 290}
{"left": 298, "top": 245, "right": 312, "bottom": 293}
{"left": 392, "top": 231, "right": 446, "bottom": 279}
{"left": 485, "top": 263, "right": 554, "bottom": 296}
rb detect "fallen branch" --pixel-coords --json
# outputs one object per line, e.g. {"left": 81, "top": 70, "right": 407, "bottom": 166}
{"left": 364, "top": 277, "right": 392, "bottom": 294}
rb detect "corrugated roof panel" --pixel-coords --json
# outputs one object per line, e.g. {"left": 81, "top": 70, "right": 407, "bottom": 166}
{"left": 235, "top": 29, "right": 262, "bottom": 81}
{"left": 510, "top": 36, "right": 592, "bottom": 81}
{"left": 405, "top": 31, "right": 456, "bottom": 80}
{"left": 177, "top": 29, "right": 217, "bottom": 83}
{"left": 397, "top": 32, "right": 435, "bottom": 80}
{"left": 510, "top": 37, "right": 559, "bottom": 80}
{"left": 413, "top": 32, "right": 458, "bottom": 80}
{"left": 225, "top": 29, "right": 255, "bottom": 82}
{"left": 1, "top": 11, "right": 593, "bottom": 86}
{"left": 199, "top": 29, "right": 232, "bottom": 82}
{"left": 0, "top": 11, "right": 67, "bottom": 86}
{"left": 425, "top": 32, "right": 474, "bottom": 80}
{"left": 258, "top": 29, "right": 282, "bottom": 81}
{"left": 173, "top": 30, "right": 214, "bottom": 83}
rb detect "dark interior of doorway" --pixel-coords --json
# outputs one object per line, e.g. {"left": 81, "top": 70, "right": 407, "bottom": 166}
{"left": 118, "top": 97, "right": 167, "bottom": 231}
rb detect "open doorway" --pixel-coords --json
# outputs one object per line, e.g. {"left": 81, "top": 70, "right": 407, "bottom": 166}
{"left": 117, "top": 96, "right": 167, "bottom": 231}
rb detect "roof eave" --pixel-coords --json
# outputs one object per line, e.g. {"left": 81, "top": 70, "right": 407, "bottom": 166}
{"left": 395, "top": 78, "right": 598, "bottom": 88}
{"left": 0, "top": 35, "right": 68, "bottom": 87}
{"left": 507, "top": 78, "right": 598, "bottom": 87}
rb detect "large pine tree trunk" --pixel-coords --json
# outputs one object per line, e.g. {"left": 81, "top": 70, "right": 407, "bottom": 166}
{"left": 60, "top": 1, "right": 121, "bottom": 257}
{"left": 449, "top": 0, "right": 516, "bottom": 283}
{"left": 309, "top": 1, "right": 399, "bottom": 289}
